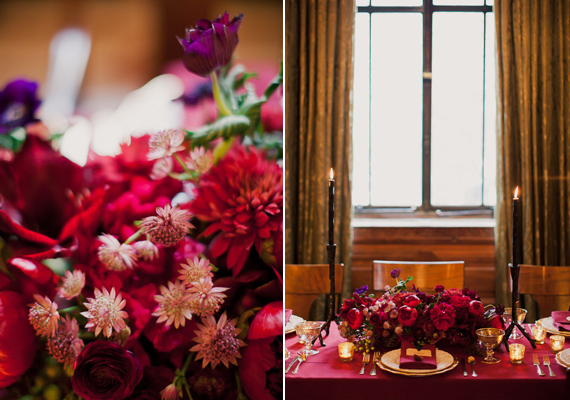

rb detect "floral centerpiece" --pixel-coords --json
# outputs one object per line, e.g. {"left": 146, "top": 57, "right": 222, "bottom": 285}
{"left": 0, "top": 11, "right": 282, "bottom": 400}
{"left": 337, "top": 269, "right": 504, "bottom": 353}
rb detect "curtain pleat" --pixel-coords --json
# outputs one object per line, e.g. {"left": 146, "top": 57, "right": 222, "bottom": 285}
{"left": 495, "top": 0, "right": 570, "bottom": 318}
{"left": 285, "top": 0, "right": 355, "bottom": 312}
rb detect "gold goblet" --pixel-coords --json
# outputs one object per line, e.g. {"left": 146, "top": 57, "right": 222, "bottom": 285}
{"left": 295, "top": 321, "right": 323, "bottom": 356}
{"left": 476, "top": 328, "right": 505, "bottom": 364}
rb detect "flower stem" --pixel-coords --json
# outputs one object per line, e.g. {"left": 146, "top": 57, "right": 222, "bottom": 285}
{"left": 235, "top": 370, "right": 248, "bottom": 400}
{"left": 174, "top": 153, "right": 196, "bottom": 176}
{"left": 211, "top": 72, "right": 233, "bottom": 116}
{"left": 181, "top": 352, "right": 195, "bottom": 374}
{"left": 124, "top": 228, "right": 144, "bottom": 245}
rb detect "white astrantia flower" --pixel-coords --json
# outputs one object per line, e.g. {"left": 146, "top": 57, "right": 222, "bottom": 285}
{"left": 28, "top": 294, "right": 60, "bottom": 337}
{"left": 152, "top": 280, "right": 193, "bottom": 329}
{"left": 97, "top": 234, "right": 137, "bottom": 271}
{"left": 141, "top": 204, "right": 194, "bottom": 247}
{"left": 81, "top": 287, "right": 128, "bottom": 338}
{"left": 148, "top": 129, "right": 185, "bottom": 160}
{"left": 57, "top": 270, "right": 86, "bottom": 300}
{"left": 187, "top": 146, "right": 213, "bottom": 174}
{"left": 187, "top": 278, "right": 228, "bottom": 317}
{"left": 133, "top": 240, "right": 159, "bottom": 261}
{"left": 178, "top": 256, "right": 214, "bottom": 287}
{"left": 47, "top": 315, "right": 84, "bottom": 368}
{"left": 190, "top": 312, "right": 246, "bottom": 369}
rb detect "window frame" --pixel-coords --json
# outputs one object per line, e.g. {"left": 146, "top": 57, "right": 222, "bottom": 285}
{"left": 355, "top": 1, "right": 494, "bottom": 217}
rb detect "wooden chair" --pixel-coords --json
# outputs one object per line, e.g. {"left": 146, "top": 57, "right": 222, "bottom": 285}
{"left": 516, "top": 264, "right": 570, "bottom": 318}
{"left": 285, "top": 264, "right": 344, "bottom": 321}
{"left": 373, "top": 260, "right": 464, "bottom": 294}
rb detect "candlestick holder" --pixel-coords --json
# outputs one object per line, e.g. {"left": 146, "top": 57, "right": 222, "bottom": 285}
{"left": 315, "top": 243, "right": 337, "bottom": 347}
{"left": 502, "top": 263, "right": 536, "bottom": 351}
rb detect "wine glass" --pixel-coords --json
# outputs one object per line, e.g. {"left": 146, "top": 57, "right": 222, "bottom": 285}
{"left": 295, "top": 321, "right": 323, "bottom": 356}
{"left": 503, "top": 308, "right": 527, "bottom": 339}
{"left": 476, "top": 328, "right": 505, "bottom": 364}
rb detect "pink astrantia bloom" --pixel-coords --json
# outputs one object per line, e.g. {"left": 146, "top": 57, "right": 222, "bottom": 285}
{"left": 97, "top": 234, "right": 137, "bottom": 271}
{"left": 47, "top": 315, "right": 84, "bottom": 368}
{"left": 28, "top": 294, "right": 60, "bottom": 337}
{"left": 178, "top": 256, "right": 214, "bottom": 286}
{"left": 81, "top": 287, "right": 129, "bottom": 338}
{"left": 160, "top": 383, "right": 180, "bottom": 400}
{"left": 187, "top": 147, "right": 213, "bottom": 174}
{"left": 190, "top": 312, "right": 246, "bottom": 369}
{"left": 148, "top": 129, "right": 185, "bottom": 160}
{"left": 151, "top": 156, "right": 174, "bottom": 180}
{"left": 133, "top": 240, "right": 159, "bottom": 261}
{"left": 57, "top": 270, "right": 86, "bottom": 300}
{"left": 152, "top": 280, "right": 193, "bottom": 329}
{"left": 141, "top": 204, "right": 194, "bottom": 247}
{"left": 187, "top": 278, "right": 228, "bottom": 317}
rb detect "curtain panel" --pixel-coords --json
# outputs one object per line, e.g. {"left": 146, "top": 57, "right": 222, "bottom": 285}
{"left": 285, "top": 0, "right": 355, "bottom": 306}
{"left": 495, "top": 0, "right": 570, "bottom": 316}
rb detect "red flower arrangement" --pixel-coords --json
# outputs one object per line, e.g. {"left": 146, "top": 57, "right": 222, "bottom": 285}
{"left": 0, "top": 9, "right": 283, "bottom": 400}
{"left": 338, "top": 271, "right": 502, "bottom": 352}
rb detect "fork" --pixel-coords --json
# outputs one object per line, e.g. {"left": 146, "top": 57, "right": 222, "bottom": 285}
{"left": 533, "top": 354, "right": 545, "bottom": 376}
{"left": 359, "top": 352, "right": 370, "bottom": 375}
{"left": 370, "top": 352, "right": 380, "bottom": 376}
{"left": 543, "top": 355, "right": 556, "bottom": 377}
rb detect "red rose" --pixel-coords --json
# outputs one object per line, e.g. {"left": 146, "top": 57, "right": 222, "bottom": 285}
{"left": 468, "top": 300, "right": 485, "bottom": 317}
{"left": 449, "top": 295, "right": 471, "bottom": 310}
{"left": 346, "top": 309, "right": 364, "bottom": 330}
{"left": 368, "top": 312, "right": 381, "bottom": 326}
{"left": 0, "top": 291, "right": 36, "bottom": 388}
{"left": 404, "top": 294, "right": 421, "bottom": 308}
{"left": 338, "top": 299, "right": 355, "bottom": 319}
{"left": 397, "top": 306, "right": 418, "bottom": 327}
{"left": 430, "top": 303, "right": 456, "bottom": 331}
{"left": 72, "top": 341, "right": 143, "bottom": 400}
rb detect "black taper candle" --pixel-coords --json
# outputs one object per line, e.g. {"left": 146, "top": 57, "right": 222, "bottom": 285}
{"left": 329, "top": 168, "right": 335, "bottom": 245}
{"left": 512, "top": 187, "right": 519, "bottom": 268}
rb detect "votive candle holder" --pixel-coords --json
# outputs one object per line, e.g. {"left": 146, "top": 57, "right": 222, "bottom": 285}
{"left": 531, "top": 325, "right": 546, "bottom": 345}
{"left": 550, "top": 335, "right": 565, "bottom": 353}
{"left": 509, "top": 343, "right": 525, "bottom": 364}
{"left": 338, "top": 342, "right": 355, "bottom": 362}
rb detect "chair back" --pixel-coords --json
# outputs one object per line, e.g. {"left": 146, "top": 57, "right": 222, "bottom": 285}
{"left": 373, "top": 260, "right": 464, "bottom": 294}
{"left": 285, "top": 264, "right": 344, "bottom": 320}
{"left": 516, "top": 264, "right": 570, "bottom": 318}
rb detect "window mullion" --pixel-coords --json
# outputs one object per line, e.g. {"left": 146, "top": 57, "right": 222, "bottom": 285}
{"left": 421, "top": 0, "right": 433, "bottom": 212}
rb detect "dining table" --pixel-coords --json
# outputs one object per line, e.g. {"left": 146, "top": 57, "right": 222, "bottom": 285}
{"left": 285, "top": 321, "right": 569, "bottom": 399}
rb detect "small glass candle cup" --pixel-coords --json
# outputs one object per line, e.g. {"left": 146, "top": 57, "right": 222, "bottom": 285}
{"left": 550, "top": 335, "right": 565, "bottom": 353}
{"left": 285, "top": 348, "right": 290, "bottom": 360}
{"left": 531, "top": 325, "right": 547, "bottom": 345}
{"left": 509, "top": 343, "right": 525, "bottom": 364}
{"left": 295, "top": 323, "right": 307, "bottom": 345}
{"left": 338, "top": 342, "right": 355, "bottom": 362}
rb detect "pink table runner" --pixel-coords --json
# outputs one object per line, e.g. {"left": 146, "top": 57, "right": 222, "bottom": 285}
{"left": 285, "top": 322, "right": 567, "bottom": 399}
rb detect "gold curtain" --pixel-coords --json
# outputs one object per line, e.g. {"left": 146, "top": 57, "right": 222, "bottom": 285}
{"left": 495, "top": 0, "right": 570, "bottom": 316}
{"left": 284, "top": 0, "right": 355, "bottom": 308}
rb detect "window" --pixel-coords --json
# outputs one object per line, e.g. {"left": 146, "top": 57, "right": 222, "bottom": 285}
{"left": 353, "top": 0, "right": 496, "bottom": 214}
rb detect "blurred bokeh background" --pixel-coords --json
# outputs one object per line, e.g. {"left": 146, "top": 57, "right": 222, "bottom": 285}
{"left": 0, "top": 0, "right": 283, "bottom": 159}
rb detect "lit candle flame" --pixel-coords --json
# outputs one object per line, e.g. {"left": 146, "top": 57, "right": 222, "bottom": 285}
{"left": 330, "top": 168, "right": 334, "bottom": 180}
{"left": 514, "top": 186, "right": 519, "bottom": 199}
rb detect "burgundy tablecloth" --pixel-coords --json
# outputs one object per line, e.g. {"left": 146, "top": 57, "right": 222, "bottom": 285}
{"left": 285, "top": 322, "right": 567, "bottom": 399}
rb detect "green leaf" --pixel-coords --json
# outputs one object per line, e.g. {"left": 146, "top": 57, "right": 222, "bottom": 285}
{"left": 263, "top": 62, "right": 283, "bottom": 100}
{"left": 234, "top": 72, "right": 258, "bottom": 90}
{"left": 186, "top": 115, "right": 250, "bottom": 147}
{"left": 0, "top": 127, "right": 26, "bottom": 152}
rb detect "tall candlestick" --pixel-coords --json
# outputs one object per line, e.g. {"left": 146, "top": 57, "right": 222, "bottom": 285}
{"left": 512, "top": 187, "right": 519, "bottom": 268}
{"left": 329, "top": 168, "right": 335, "bottom": 245}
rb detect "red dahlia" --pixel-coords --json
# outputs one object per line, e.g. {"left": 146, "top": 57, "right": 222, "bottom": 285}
{"left": 189, "top": 145, "right": 282, "bottom": 273}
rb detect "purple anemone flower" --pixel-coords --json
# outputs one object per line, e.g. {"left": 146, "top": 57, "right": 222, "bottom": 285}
{"left": 178, "top": 12, "right": 244, "bottom": 77}
{"left": 355, "top": 285, "right": 368, "bottom": 295}
{"left": 390, "top": 268, "right": 401, "bottom": 279}
{"left": 0, "top": 79, "right": 41, "bottom": 134}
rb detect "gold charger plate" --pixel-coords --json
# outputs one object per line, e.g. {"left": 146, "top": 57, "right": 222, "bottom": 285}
{"left": 555, "top": 348, "right": 570, "bottom": 368}
{"left": 538, "top": 317, "right": 570, "bottom": 338}
{"left": 285, "top": 315, "right": 305, "bottom": 334}
{"left": 377, "top": 349, "right": 457, "bottom": 377}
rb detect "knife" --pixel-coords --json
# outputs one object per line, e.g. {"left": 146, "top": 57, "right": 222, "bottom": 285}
{"left": 461, "top": 357, "right": 468, "bottom": 377}
{"left": 285, "top": 355, "right": 300, "bottom": 373}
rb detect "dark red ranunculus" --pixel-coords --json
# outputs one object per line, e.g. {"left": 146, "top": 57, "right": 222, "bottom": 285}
{"left": 404, "top": 294, "right": 421, "bottom": 308}
{"left": 346, "top": 308, "right": 365, "bottom": 330}
{"left": 434, "top": 285, "right": 445, "bottom": 293}
{"left": 0, "top": 291, "right": 36, "bottom": 388}
{"left": 430, "top": 303, "right": 456, "bottom": 331}
{"left": 0, "top": 79, "right": 40, "bottom": 134}
{"left": 178, "top": 12, "right": 243, "bottom": 77}
{"left": 72, "top": 341, "right": 143, "bottom": 400}
{"left": 338, "top": 299, "right": 355, "bottom": 319}
{"left": 368, "top": 312, "right": 381, "bottom": 327}
{"left": 397, "top": 306, "right": 418, "bottom": 327}
{"left": 468, "top": 300, "right": 485, "bottom": 317}
{"left": 449, "top": 295, "right": 471, "bottom": 310}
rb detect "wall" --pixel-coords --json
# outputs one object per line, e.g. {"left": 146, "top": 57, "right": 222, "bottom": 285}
{"left": 351, "top": 221, "right": 496, "bottom": 304}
